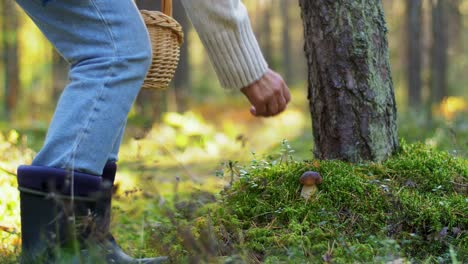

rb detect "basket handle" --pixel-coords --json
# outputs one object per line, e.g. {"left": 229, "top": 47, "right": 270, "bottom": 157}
{"left": 161, "top": 0, "right": 173, "bottom": 17}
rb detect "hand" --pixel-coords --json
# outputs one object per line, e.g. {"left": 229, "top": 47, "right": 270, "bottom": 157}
{"left": 241, "top": 69, "right": 291, "bottom": 117}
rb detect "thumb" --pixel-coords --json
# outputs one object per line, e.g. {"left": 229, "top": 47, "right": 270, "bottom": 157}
{"left": 250, "top": 106, "right": 257, "bottom": 116}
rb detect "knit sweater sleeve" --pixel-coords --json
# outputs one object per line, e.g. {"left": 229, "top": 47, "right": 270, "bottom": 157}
{"left": 180, "top": 0, "right": 268, "bottom": 90}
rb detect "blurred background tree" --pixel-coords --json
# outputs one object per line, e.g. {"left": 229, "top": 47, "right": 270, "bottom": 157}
{"left": 406, "top": 0, "right": 423, "bottom": 108}
{"left": 1, "top": 0, "right": 20, "bottom": 121}
{"left": 431, "top": 0, "right": 449, "bottom": 106}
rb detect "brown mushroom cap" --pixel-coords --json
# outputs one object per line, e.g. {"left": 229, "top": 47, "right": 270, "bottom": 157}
{"left": 299, "top": 171, "right": 322, "bottom": 186}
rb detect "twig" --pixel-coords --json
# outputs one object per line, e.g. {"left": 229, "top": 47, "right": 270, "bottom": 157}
{"left": 0, "top": 166, "right": 17, "bottom": 177}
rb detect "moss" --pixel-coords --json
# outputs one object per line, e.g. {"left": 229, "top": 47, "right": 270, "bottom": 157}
{"left": 206, "top": 142, "right": 467, "bottom": 262}
{"left": 134, "top": 141, "right": 466, "bottom": 262}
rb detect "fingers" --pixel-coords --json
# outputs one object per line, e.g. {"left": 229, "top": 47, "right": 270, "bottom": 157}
{"left": 250, "top": 78, "right": 271, "bottom": 117}
{"left": 277, "top": 93, "right": 287, "bottom": 113}
{"left": 253, "top": 103, "right": 268, "bottom": 117}
{"left": 267, "top": 99, "right": 279, "bottom": 117}
{"left": 258, "top": 93, "right": 286, "bottom": 117}
{"left": 241, "top": 69, "right": 291, "bottom": 118}
{"left": 250, "top": 105, "right": 257, "bottom": 116}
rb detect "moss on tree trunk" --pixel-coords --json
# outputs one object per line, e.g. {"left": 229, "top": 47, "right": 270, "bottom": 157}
{"left": 299, "top": 0, "right": 399, "bottom": 162}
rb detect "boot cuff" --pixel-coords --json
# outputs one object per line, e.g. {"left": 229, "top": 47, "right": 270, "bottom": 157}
{"left": 17, "top": 165, "right": 102, "bottom": 197}
{"left": 102, "top": 162, "right": 117, "bottom": 183}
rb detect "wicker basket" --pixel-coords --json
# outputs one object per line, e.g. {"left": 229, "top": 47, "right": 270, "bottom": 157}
{"left": 140, "top": 0, "right": 184, "bottom": 90}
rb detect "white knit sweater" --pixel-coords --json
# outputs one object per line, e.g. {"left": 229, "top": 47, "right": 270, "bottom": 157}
{"left": 180, "top": 0, "right": 268, "bottom": 90}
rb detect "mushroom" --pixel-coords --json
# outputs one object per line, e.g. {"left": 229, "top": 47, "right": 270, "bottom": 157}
{"left": 299, "top": 171, "right": 323, "bottom": 200}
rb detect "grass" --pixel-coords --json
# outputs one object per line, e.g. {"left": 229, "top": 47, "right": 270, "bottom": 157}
{"left": 109, "top": 141, "right": 467, "bottom": 263}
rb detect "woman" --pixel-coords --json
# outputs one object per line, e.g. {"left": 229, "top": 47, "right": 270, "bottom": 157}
{"left": 15, "top": 0, "right": 290, "bottom": 262}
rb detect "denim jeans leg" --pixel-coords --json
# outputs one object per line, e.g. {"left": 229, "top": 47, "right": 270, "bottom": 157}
{"left": 108, "top": 121, "right": 126, "bottom": 163}
{"left": 15, "top": 0, "right": 152, "bottom": 175}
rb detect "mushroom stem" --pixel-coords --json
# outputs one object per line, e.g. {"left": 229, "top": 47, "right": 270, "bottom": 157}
{"left": 299, "top": 171, "right": 322, "bottom": 201}
{"left": 300, "top": 185, "right": 317, "bottom": 200}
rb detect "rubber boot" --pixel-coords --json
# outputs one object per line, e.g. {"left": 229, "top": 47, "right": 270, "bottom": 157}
{"left": 91, "top": 163, "right": 168, "bottom": 263}
{"left": 17, "top": 165, "right": 167, "bottom": 264}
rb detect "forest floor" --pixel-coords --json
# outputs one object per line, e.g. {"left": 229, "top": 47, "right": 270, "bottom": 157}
{"left": 0, "top": 93, "right": 466, "bottom": 263}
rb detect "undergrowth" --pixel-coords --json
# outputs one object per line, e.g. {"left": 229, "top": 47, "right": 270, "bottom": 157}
{"left": 144, "top": 141, "right": 467, "bottom": 263}
{"left": 0, "top": 128, "right": 466, "bottom": 263}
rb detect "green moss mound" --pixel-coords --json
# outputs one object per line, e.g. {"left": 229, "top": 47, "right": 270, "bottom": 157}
{"left": 207, "top": 142, "right": 467, "bottom": 262}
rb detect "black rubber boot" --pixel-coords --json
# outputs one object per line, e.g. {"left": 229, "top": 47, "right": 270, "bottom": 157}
{"left": 90, "top": 163, "right": 168, "bottom": 264}
{"left": 17, "top": 165, "right": 167, "bottom": 264}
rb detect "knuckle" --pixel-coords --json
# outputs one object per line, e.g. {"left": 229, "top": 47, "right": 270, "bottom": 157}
{"left": 273, "top": 87, "right": 281, "bottom": 96}
{"left": 278, "top": 104, "right": 286, "bottom": 111}
{"left": 258, "top": 97, "right": 268, "bottom": 104}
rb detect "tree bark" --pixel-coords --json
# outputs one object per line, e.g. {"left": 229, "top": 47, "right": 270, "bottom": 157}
{"left": 430, "top": 0, "right": 448, "bottom": 104}
{"left": 299, "top": 0, "right": 398, "bottom": 162}
{"left": 406, "top": 0, "right": 423, "bottom": 108}
{"left": 2, "top": 0, "right": 20, "bottom": 120}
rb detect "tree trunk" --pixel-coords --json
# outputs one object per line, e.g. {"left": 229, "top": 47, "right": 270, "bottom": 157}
{"left": 430, "top": 0, "right": 448, "bottom": 104}
{"left": 447, "top": 0, "right": 461, "bottom": 52}
{"left": 406, "top": 0, "right": 423, "bottom": 108}
{"left": 299, "top": 0, "right": 398, "bottom": 162}
{"left": 172, "top": 0, "right": 190, "bottom": 113}
{"left": 261, "top": 1, "right": 273, "bottom": 65}
{"left": 281, "top": 0, "right": 292, "bottom": 84}
{"left": 52, "top": 50, "right": 69, "bottom": 101}
{"left": 135, "top": 0, "right": 167, "bottom": 123}
{"left": 2, "top": 0, "right": 20, "bottom": 120}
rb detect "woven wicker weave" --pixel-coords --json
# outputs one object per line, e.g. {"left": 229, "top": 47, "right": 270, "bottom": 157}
{"left": 140, "top": 2, "right": 183, "bottom": 90}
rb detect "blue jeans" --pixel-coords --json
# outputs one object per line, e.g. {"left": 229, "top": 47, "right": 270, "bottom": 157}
{"left": 15, "top": 0, "right": 152, "bottom": 175}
